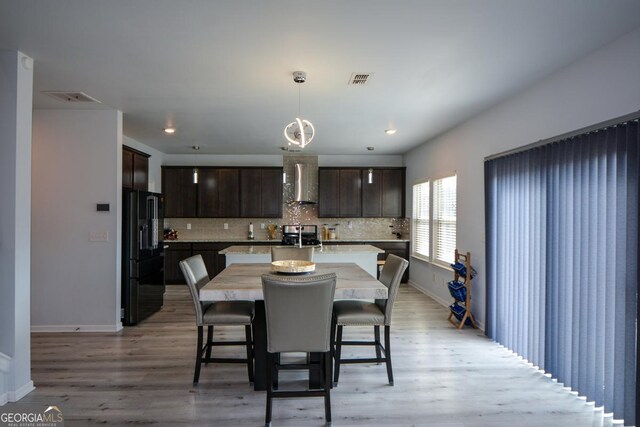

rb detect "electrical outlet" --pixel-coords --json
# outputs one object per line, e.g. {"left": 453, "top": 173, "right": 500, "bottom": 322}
{"left": 348, "top": 221, "right": 353, "bottom": 229}
{"left": 261, "top": 223, "right": 266, "bottom": 229}
{"left": 186, "top": 223, "right": 192, "bottom": 230}
{"left": 224, "top": 223, "right": 229, "bottom": 230}
{"left": 89, "top": 231, "right": 109, "bottom": 242}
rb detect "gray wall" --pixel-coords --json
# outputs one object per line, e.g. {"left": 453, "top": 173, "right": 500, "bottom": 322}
{"left": 31, "top": 109, "right": 123, "bottom": 331}
{"left": 404, "top": 27, "right": 640, "bottom": 329}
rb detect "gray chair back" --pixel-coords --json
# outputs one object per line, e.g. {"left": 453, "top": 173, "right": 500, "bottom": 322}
{"left": 261, "top": 273, "right": 336, "bottom": 353}
{"left": 375, "top": 254, "right": 409, "bottom": 325}
{"left": 271, "top": 246, "right": 314, "bottom": 262}
{"left": 179, "top": 254, "right": 210, "bottom": 326}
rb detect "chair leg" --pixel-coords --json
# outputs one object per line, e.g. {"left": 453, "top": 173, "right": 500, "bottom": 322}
{"left": 265, "top": 352, "right": 273, "bottom": 426}
{"left": 193, "top": 326, "right": 204, "bottom": 384}
{"left": 205, "top": 325, "right": 214, "bottom": 362}
{"left": 324, "top": 351, "right": 332, "bottom": 423}
{"left": 374, "top": 325, "right": 382, "bottom": 363}
{"left": 333, "top": 325, "right": 343, "bottom": 386}
{"left": 245, "top": 325, "right": 254, "bottom": 384}
{"left": 384, "top": 325, "right": 394, "bottom": 386}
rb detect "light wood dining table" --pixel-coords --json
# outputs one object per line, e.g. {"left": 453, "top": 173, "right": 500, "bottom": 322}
{"left": 200, "top": 262, "right": 387, "bottom": 390}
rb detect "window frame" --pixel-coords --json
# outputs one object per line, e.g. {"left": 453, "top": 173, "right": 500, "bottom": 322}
{"left": 411, "top": 173, "right": 457, "bottom": 268}
{"left": 411, "top": 179, "right": 430, "bottom": 263}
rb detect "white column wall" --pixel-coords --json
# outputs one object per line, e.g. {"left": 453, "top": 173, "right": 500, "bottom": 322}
{"left": 404, "top": 27, "right": 640, "bottom": 329}
{"left": 31, "top": 109, "right": 123, "bottom": 332}
{"left": 0, "top": 50, "right": 34, "bottom": 404}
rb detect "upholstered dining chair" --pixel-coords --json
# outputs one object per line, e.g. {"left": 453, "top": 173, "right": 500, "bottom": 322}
{"left": 261, "top": 272, "right": 337, "bottom": 427}
{"left": 333, "top": 254, "right": 408, "bottom": 386}
{"left": 180, "top": 254, "right": 255, "bottom": 385}
{"left": 270, "top": 246, "right": 315, "bottom": 262}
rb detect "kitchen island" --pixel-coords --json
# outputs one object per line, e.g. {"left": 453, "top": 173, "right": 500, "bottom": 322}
{"left": 220, "top": 244, "right": 384, "bottom": 278}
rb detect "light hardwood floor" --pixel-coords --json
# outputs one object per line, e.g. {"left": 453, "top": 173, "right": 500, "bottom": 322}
{"left": 7, "top": 285, "right": 612, "bottom": 426}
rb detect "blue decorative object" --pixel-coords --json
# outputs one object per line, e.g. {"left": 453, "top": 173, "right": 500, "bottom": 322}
{"left": 450, "top": 262, "right": 476, "bottom": 279}
{"left": 447, "top": 281, "right": 467, "bottom": 301}
{"left": 449, "top": 303, "right": 472, "bottom": 325}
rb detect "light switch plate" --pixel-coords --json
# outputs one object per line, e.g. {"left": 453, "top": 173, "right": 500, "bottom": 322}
{"left": 224, "top": 223, "right": 229, "bottom": 230}
{"left": 186, "top": 223, "right": 192, "bottom": 230}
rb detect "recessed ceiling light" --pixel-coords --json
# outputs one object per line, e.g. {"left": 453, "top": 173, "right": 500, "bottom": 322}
{"left": 164, "top": 127, "right": 176, "bottom": 134}
{"left": 385, "top": 129, "right": 397, "bottom": 135}
{"left": 367, "top": 147, "right": 375, "bottom": 151}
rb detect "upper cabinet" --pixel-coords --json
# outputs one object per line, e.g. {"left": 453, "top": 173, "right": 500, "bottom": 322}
{"left": 240, "top": 168, "right": 283, "bottom": 218}
{"left": 123, "top": 146, "right": 149, "bottom": 191}
{"left": 363, "top": 168, "right": 405, "bottom": 218}
{"left": 198, "top": 168, "right": 240, "bottom": 217}
{"left": 163, "top": 167, "right": 197, "bottom": 218}
{"left": 319, "top": 167, "right": 405, "bottom": 218}
{"left": 162, "top": 166, "right": 282, "bottom": 218}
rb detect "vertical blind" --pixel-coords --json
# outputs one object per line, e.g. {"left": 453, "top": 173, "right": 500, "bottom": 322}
{"left": 485, "top": 118, "right": 639, "bottom": 425}
{"left": 412, "top": 181, "right": 430, "bottom": 258}
{"left": 433, "top": 175, "right": 457, "bottom": 264}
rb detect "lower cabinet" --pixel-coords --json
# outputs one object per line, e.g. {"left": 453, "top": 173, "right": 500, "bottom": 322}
{"left": 164, "top": 243, "right": 192, "bottom": 284}
{"left": 165, "top": 241, "right": 272, "bottom": 284}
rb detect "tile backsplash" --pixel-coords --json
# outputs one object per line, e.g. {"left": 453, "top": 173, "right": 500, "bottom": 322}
{"left": 164, "top": 217, "right": 409, "bottom": 241}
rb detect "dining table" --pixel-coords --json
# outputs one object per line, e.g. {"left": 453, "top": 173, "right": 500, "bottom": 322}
{"left": 200, "top": 262, "right": 388, "bottom": 390}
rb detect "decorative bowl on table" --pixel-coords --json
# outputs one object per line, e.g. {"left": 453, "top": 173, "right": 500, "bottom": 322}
{"left": 271, "top": 260, "right": 316, "bottom": 274}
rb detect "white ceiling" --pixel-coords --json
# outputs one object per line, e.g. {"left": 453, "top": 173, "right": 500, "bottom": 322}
{"left": 2, "top": 1, "right": 639, "bottom": 155}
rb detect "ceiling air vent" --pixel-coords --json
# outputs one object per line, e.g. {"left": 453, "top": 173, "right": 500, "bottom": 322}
{"left": 348, "top": 73, "right": 373, "bottom": 85}
{"left": 43, "top": 91, "right": 101, "bottom": 104}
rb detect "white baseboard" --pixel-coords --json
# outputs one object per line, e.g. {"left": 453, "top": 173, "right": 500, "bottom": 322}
{"left": 408, "top": 280, "right": 486, "bottom": 332}
{"left": 31, "top": 324, "right": 120, "bottom": 333}
{"left": 8, "top": 381, "right": 34, "bottom": 402}
{"left": 0, "top": 352, "right": 9, "bottom": 406}
{"left": 408, "top": 280, "right": 451, "bottom": 307}
{"left": 0, "top": 354, "right": 35, "bottom": 405}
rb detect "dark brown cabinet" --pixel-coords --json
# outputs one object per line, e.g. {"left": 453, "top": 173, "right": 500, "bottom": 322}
{"left": 163, "top": 167, "right": 197, "bottom": 218}
{"left": 165, "top": 241, "right": 273, "bottom": 284}
{"left": 198, "top": 168, "right": 240, "bottom": 217}
{"left": 318, "top": 168, "right": 362, "bottom": 218}
{"left": 362, "top": 168, "right": 405, "bottom": 218}
{"left": 164, "top": 242, "right": 192, "bottom": 284}
{"left": 339, "top": 169, "right": 362, "bottom": 217}
{"left": 163, "top": 166, "right": 282, "bottom": 219}
{"left": 374, "top": 241, "right": 410, "bottom": 283}
{"left": 240, "top": 168, "right": 283, "bottom": 218}
{"left": 318, "top": 169, "right": 340, "bottom": 217}
{"left": 123, "top": 146, "right": 149, "bottom": 191}
{"left": 319, "top": 167, "right": 405, "bottom": 218}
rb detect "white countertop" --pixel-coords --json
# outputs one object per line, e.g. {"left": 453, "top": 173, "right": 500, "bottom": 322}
{"left": 219, "top": 244, "right": 385, "bottom": 255}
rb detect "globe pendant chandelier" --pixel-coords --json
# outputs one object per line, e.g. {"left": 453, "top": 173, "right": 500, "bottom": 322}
{"left": 284, "top": 71, "right": 315, "bottom": 149}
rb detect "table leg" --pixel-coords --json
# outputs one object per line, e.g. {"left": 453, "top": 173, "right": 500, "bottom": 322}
{"left": 252, "top": 300, "right": 267, "bottom": 391}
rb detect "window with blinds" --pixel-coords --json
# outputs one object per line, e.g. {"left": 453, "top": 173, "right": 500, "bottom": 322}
{"left": 411, "top": 175, "right": 456, "bottom": 265}
{"left": 433, "top": 175, "right": 457, "bottom": 265}
{"left": 412, "top": 181, "right": 430, "bottom": 260}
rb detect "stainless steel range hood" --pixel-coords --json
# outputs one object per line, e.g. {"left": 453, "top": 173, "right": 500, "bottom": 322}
{"left": 293, "top": 163, "right": 316, "bottom": 204}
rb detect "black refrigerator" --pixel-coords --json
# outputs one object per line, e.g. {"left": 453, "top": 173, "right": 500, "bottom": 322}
{"left": 122, "top": 189, "right": 165, "bottom": 325}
